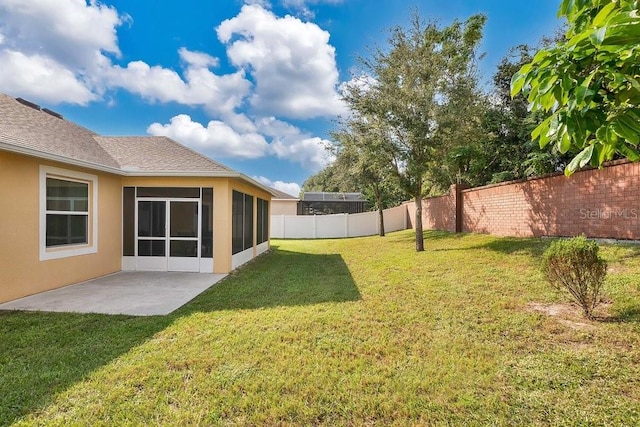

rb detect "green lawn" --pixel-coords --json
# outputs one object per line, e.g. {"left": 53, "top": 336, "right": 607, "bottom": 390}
{"left": 2, "top": 230, "right": 640, "bottom": 426}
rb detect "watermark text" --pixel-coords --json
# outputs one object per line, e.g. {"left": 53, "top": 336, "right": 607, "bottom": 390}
{"left": 579, "top": 208, "right": 638, "bottom": 220}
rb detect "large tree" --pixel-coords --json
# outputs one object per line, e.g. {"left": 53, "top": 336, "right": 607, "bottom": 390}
{"left": 345, "top": 12, "right": 486, "bottom": 251}
{"left": 511, "top": 0, "right": 640, "bottom": 175}
{"left": 331, "top": 116, "right": 403, "bottom": 236}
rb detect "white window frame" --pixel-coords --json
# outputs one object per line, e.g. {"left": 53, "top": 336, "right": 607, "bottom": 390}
{"left": 39, "top": 165, "right": 98, "bottom": 261}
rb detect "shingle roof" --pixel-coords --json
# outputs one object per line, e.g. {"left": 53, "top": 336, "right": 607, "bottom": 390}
{"left": 0, "top": 93, "right": 255, "bottom": 178}
{"left": 0, "top": 93, "right": 120, "bottom": 168}
{"left": 270, "top": 187, "right": 299, "bottom": 200}
{"left": 94, "top": 136, "right": 233, "bottom": 173}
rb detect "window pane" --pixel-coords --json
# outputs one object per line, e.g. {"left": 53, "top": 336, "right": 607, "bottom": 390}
{"left": 263, "top": 200, "right": 269, "bottom": 243}
{"left": 138, "top": 201, "right": 166, "bottom": 237}
{"left": 170, "top": 240, "right": 198, "bottom": 257}
{"left": 138, "top": 239, "right": 151, "bottom": 256}
{"left": 138, "top": 240, "right": 165, "bottom": 257}
{"left": 170, "top": 202, "right": 198, "bottom": 238}
{"left": 46, "top": 178, "right": 88, "bottom": 212}
{"left": 46, "top": 214, "right": 88, "bottom": 247}
{"left": 244, "top": 194, "right": 253, "bottom": 251}
{"left": 257, "top": 198, "right": 269, "bottom": 244}
{"left": 201, "top": 188, "right": 213, "bottom": 258}
{"left": 232, "top": 190, "right": 244, "bottom": 254}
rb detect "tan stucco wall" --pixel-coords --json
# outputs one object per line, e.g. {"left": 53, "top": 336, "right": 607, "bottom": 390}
{"left": 0, "top": 158, "right": 273, "bottom": 303}
{"left": 0, "top": 152, "right": 122, "bottom": 303}
{"left": 271, "top": 199, "right": 298, "bottom": 216}
{"left": 121, "top": 176, "right": 271, "bottom": 274}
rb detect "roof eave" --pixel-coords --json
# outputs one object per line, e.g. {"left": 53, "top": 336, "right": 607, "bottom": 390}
{"left": 123, "top": 171, "right": 240, "bottom": 177}
{"left": 1, "top": 142, "right": 277, "bottom": 197}
{"left": 0, "top": 140, "right": 123, "bottom": 175}
{"left": 121, "top": 171, "right": 277, "bottom": 196}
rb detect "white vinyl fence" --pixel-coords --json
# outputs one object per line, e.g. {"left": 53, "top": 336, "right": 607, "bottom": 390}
{"left": 271, "top": 205, "right": 408, "bottom": 239}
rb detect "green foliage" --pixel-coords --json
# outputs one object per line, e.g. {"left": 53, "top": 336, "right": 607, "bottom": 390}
{"left": 430, "top": 42, "right": 571, "bottom": 192}
{"left": 484, "top": 44, "right": 572, "bottom": 181}
{"left": 345, "top": 11, "right": 486, "bottom": 250}
{"left": 302, "top": 164, "right": 344, "bottom": 193}
{"left": 541, "top": 235, "right": 608, "bottom": 319}
{"left": 512, "top": 0, "right": 640, "bottom": 175}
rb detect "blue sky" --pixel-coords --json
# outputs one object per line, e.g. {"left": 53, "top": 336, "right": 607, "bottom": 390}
{"left": 0, "top": 0, "right": 562, "bottom": 196}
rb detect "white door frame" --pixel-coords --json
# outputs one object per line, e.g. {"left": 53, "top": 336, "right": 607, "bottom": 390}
{"left": 135, "top": 197, "right": 201, "bottom": 272}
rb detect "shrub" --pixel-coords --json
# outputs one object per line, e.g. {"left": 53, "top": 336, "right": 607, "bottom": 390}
{"left": 541, "top": 235, "right": 607, "bottom": 320}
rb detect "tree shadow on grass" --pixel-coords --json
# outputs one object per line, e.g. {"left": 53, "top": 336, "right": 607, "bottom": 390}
{"left": 471, "top": 236, "right": 551, "bottom": 258}
{"left": 0, "top": 311, "right": 172, "bottom": 426}
{"left": 423, "top": 231, "right": 551, "bottom": 258}
{"left": 423, "top": 230, "right": 467, "bottom": 241}
{"left": 390, "top": 230, "right": 467, "bottom": 247}
{"left": 607, "top": 305, "right": 640, "bottom": 323}
{"left": 0, "top": 247, "right": 360, "bottom": 425}
{"left": 179, "top": 249, "right": 361, "bottom": 313}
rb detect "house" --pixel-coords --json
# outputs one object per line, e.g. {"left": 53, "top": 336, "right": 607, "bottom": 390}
{"left": 0, "top": 93, "right": 273, "bottom": 304}
{"left": 270, "top": 187, "right": 299, "bottom": 216}
{"left": 298, "top": 191, "right": 368, "bottom": 215}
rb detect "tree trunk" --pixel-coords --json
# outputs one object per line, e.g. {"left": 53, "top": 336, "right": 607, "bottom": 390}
{"left": 414, "top": 190, "right": 424, "bottom": 251}
{"left": 378, "top": 206, "right": 385, "bottom": 237}
{"left": 374, "top": 183, "right": 385, "bottom": 237}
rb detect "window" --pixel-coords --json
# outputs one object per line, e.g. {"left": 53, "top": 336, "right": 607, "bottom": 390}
{"left": 201, "top": 188, "right": 213, "bottom": 258}
{"left": 45, "top": 178, "right": 89, "bottom": 246}
{"left": 244, "top": 195, "right": 253, "bottom": 250}
{"left": 40, "top": 166, "right": 98, "bottom": 260}
{"left": 232, "top": 190, "right": 253, "bottom": 255}
{"left": 137, "top": 200, "right": 166, "bottom": 257}
{"left": 257, "top": 198, "right": 269, "bottom": 244}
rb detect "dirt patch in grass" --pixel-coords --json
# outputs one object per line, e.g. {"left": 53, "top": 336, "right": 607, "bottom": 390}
{"left": 527, "top": 302, "right": 613, "bottom": 330}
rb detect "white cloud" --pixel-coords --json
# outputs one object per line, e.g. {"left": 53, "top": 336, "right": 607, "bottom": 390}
{"left": 0, "top": 0, "right": 343, "bottom": 170}
{"left": 217, "top": 4, "right": 346, "bottom": 119}
{"left": 0, "top": 2, "right": 251, "bottom": 114}
{"left": 147, "top": 114, "right": 269, "bottom": 159}
{"left": 0, "top": 50, "right": 96, "bottom": 104}
{"left": 257, "top": 116, "right": 334, "bottom": 171}
{"left": 340, "top": 73, "right": 377, "bottom": 97}
{"left": 253, "top": 176, "right": 301, "bottom": 197}
{"left": 0, "top": 0, "right": 122, "bottom": 66}
{"left": 0, "top": 0, "right": 347, "bottom": 125}
{"left": 244, "top": 0, "right": 272, "bottom": 7}
{"left": 0, "top": 0, "right": 122, "bottom": 103}
{"left": 178, "top": 47, "right": 219, "bottom": 68}
{"left": 148, "top": 113, "right": 333, "bottom": 171}
{"left": 105, "top": 53, "right": 252, "bottom": 116}
{"left": 271, "top": 136, "right": 334, "bottom": 171}
{"left": 280, "top": 0, "right": 344, "bottom": 19}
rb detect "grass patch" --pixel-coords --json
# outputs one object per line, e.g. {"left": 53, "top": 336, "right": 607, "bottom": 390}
{"left": 1, "top": 230, "right": 640, "bottom": 425}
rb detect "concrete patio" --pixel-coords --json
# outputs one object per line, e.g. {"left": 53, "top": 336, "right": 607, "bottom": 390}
{"left": 0, "top": 271, "right": 227, "bottom": 316}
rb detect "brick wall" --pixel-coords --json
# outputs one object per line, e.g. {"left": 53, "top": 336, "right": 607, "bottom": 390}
{"left": 405, "top": 185, "right": 457, "bottom": 233}
{"left": 406, "top": 160, "right": 640, "bottom": 240}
